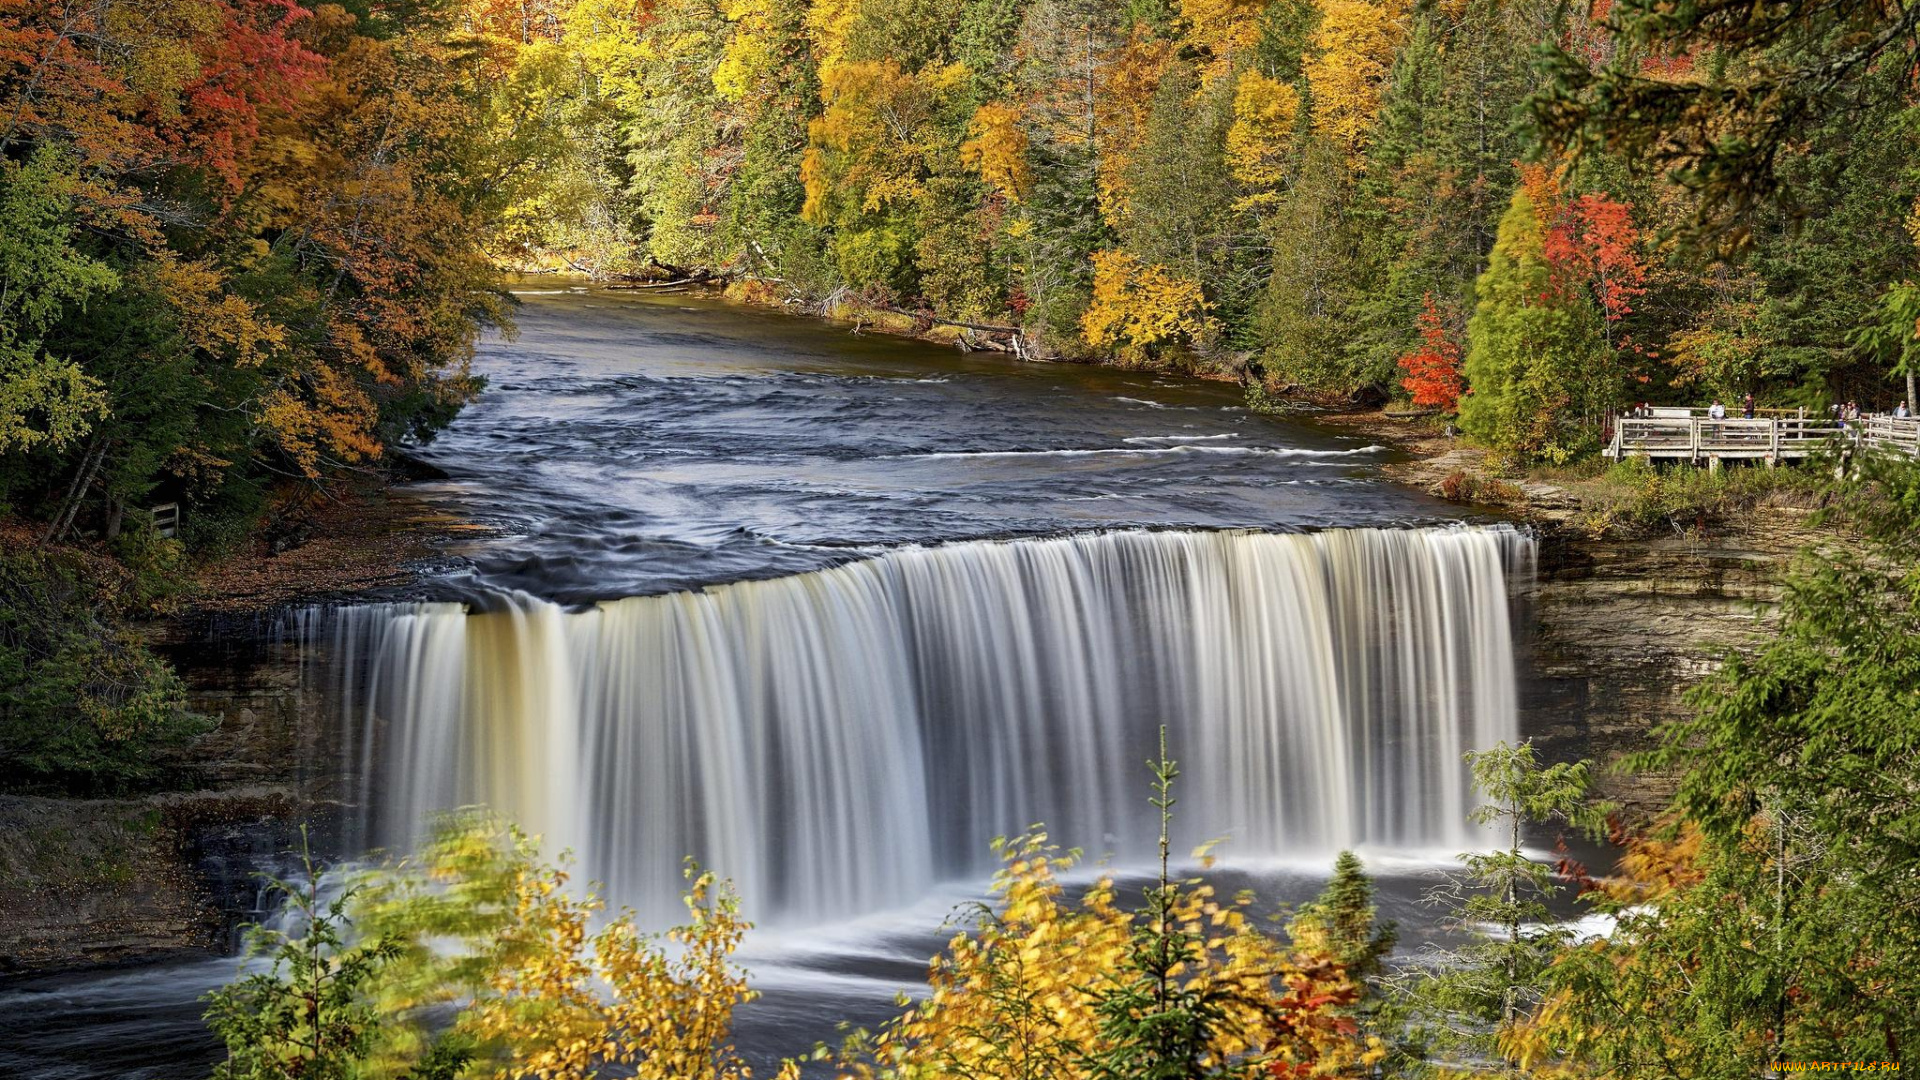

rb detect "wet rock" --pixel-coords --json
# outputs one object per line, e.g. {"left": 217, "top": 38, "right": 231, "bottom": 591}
{"left": 1518, "top": 513, "right": 1816, "bottom": 820}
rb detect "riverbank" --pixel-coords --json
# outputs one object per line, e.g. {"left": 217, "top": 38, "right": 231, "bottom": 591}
{"left": 0, "top": 477, "right": 464, "bottom": 974}
{"left": 1311, "top": 406, "right": 1838, "bottom": 538}
{"left": 598, "top": 274, "right": 1261, "bottom": 383}
{"left": 184, "top": 479, "right": 476, "bottom": 614}
{"left": 0, "top": 287, "right": 1829, "bottom": 978}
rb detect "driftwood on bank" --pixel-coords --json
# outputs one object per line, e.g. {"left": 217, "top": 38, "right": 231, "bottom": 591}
{"left": 869, "top": 305, "right": 1036, "bottom": 359}
{"left": 604, "top": 278, "right": 696, "bottom": 291}
{"left": 874, "top": 305, "right": 1022, "bottom": 337}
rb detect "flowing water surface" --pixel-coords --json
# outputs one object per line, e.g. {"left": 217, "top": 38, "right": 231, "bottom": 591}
{"left": 402, "top": 287, "right": 1458, "bottom": 602}
{"left": 1, "top": 287, "right": 1533, "bottom": 1078}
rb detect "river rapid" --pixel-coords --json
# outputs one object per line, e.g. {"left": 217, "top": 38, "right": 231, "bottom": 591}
{"left": 1, "top": 286, "right": 1539, "bottom": 1078}
{"left": 398, "top": 286, "right": 1457, "bottom": 603}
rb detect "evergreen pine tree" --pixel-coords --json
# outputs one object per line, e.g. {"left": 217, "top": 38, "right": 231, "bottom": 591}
{"left": 1289, "top": 850, "right": 1396, "bottom": 983}
{"left": 1387, "top": 741, "right": 1606, "bottom": 1076}
{"left": 1083, "top": 728, "right": 1231, "bottom": 1080}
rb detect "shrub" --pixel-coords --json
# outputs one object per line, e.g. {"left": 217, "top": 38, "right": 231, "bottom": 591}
{"left": 0, "top": 541, "right": 207, "bottom": 792}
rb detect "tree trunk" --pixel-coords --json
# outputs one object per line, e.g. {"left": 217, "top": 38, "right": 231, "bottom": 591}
{"left": 44, "top": 435, "right": 109, "bottom": 544}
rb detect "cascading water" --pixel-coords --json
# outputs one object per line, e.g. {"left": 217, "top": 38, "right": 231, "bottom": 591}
{"left": 310, "top": 525, "right": 1531, "bottom": 926}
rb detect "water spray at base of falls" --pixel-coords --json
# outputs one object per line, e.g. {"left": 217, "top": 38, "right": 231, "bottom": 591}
{"left": 307, "top": 526, "right": 1531, "bottom": 926}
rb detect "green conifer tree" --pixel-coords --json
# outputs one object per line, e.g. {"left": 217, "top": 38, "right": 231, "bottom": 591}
{"left": 1387, "top": 741, "right": 1606, "bottom": 1076}
{"left": 1083, "top": 728, "right": 1231, "bottom": 1080}
{"left": 1458, "top": 187, "right": 1606, "bottom": 461}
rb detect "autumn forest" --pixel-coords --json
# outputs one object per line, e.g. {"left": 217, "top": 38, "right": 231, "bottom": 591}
{"left": 5, "top": 0, "right": 1920, "bottom": 1075}
{"left": 7, "top": 0, "right": 1920, "bottom": 505}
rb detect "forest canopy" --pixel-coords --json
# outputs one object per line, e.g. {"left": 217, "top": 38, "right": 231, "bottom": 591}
{"left": 8, "top": 0, "right": 1920, "bottom": 786}
{"left": 10, "top": 0, "right": 1920, "bottom": 541}
{"left": 460, "top": 0, "right": 1920, "bottom": 429}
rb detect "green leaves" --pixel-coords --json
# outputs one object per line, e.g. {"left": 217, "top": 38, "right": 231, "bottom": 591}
{"left": 1514, "top": 458, "right": 1920, "bottom": 1075}
{"left": 205, "top": 839, "right": 414, "bottom": 1080}
{"left": 1385, "top": 740, "right": 1606, "bottom": 1077}
{"left": 205, "top": 817, "right": 767, "bottom": 1080}
{"left": 0, "top": 148, "right": 116, "bottom": 454}
{"left": 0, "top": 545, "right": 206, "bottom": 793}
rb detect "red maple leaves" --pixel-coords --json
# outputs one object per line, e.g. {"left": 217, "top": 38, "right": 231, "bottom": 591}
{"left": 173, "top": 0, "right": 328, "bottom": 194}
{"left": 1399, "top": 293, "right": 1465, "bottom": 412}
{"left": 1542, "top": 189, "right": 1649, "bottom": 328}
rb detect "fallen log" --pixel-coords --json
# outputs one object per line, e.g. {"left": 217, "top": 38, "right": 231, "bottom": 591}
{"left": 875, "top": 305, "right": 1023, "bottom": 336}
{"left": 604, "top": 279, "right": 694, "bottom": 290}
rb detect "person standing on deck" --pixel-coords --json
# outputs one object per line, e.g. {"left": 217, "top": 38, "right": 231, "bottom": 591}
{"left": 1709, "top": 400, "right": 1726, "bottom": 420}
{"left": 1898, "top": 401, "right": 1911, "bottom": 418}
{"left": 1743, "top": 392, "right": 1756, "bottom": 418}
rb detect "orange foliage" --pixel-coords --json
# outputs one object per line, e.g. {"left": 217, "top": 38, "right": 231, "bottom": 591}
{"left": 1602, "top": 817, "right": 1709, "bottom": 904}
{"left": 1399, "top": 293, "right": 1465, "bottom": 411}
{"left": 1517, "top": 163, "right": 1650, "bottom": 329}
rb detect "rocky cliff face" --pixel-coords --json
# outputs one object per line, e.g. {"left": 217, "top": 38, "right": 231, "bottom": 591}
{"left": 0, "top": 625, "right": 335, "bottom": 973}
{"left": 1517, "top": 513, "right": 1818, "bottom": 819}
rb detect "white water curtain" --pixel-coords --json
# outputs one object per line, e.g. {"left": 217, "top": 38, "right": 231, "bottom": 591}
{"left": 317, "top": 526, "right": 1530, "bottom": 926}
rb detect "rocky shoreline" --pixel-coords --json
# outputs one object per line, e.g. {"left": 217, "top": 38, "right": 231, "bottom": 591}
{"left": 1521, "top": 515, "right": 1812, "bottom": 817}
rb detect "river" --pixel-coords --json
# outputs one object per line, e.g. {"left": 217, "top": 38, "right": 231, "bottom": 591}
{"left": 0, "top": 286, "right": 1540, "bottom": 1078}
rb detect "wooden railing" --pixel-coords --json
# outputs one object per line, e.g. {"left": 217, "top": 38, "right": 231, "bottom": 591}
{"left": 1606, "top": 413, "right": 1920, "bottom": 463}
{"left": 1860, "top": 415, "right": 1920, "bottom": 455}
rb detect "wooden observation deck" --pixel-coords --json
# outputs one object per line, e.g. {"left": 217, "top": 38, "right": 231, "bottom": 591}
{"left": 1604, "top": 410, "right": 1920, "bottom": 465}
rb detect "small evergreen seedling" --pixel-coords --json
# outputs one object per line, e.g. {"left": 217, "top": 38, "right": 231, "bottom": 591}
{"left": 1083, "top": 727, "right": 1232, "bottom": 1080}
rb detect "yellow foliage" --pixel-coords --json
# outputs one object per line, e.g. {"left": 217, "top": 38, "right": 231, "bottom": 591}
{"left": 834, "top": 833, "right": 1371, "bottom": 1079}
{"left": 804, "top": 60, "right": 966, "bottom": 222}
{"left": 714, "top": 0, "right": 778, "bottom": 101}
{"left": 151, "top": 255, "right": 286, "bottom": 368}
{"left": 464, "top": 861, "right": 606, "bottom": 1080}
{"left": 961, "top": 102, "right": 1031, "bottom": 202}
{"left": 1083, "top": 250, "right": 1214, "bottom": 354}
{"left": 805, "top": 0, "right": 861, "bottom": 80}
{"left": 1499, "top": 987, "right": 1592, "bottom": 1080}
{"left": 561, "top": 0, "right": 648, "bottom": 88}
{"left": 1178, "top": 0, "right": 1267, "bottom": 76}
{"left": 350, "top": 821, "right": 776, "bottom": 1080}
{"left": 463, "top": 861, "right": 768, "bottom": 1079}
{"left": 1605, "top": 818, "right": 1707, "bottom": 904}
{"left": 1225, "top": 70, "right": 1301, "bottom": 194}
{"left": 1304, "top": 0, "right": 1410, "bottom": 159}
{"left": 1093, "top": 31, "right": 1176, "bottom": 223}
{"left": 257, "top": 365, "right": 382, "bottom": 479}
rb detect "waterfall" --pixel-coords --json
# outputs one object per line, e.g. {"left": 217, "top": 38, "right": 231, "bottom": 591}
{"left": 313, "top": 525, "right": 1531, "bottom": 925}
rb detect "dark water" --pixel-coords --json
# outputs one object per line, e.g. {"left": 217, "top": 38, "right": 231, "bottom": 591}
{"left": 0, "top": 287, "right": 1515, "bottom": 1078}
{"left": 405, "top": 287, "right": 1461, "bottom": 603}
